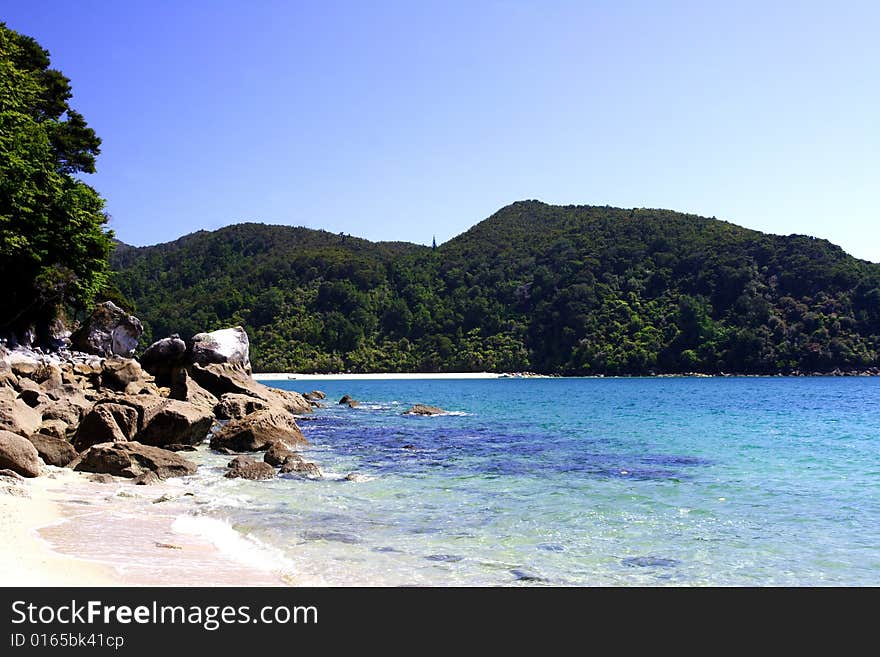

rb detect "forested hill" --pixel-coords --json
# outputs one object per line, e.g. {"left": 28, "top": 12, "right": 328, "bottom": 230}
{"left": 110, "top": 202, "right": 880, "bottom": 374}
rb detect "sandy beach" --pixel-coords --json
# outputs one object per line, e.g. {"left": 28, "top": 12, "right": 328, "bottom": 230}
{"left": 255, "top": 372, "right": 506, "bottom": 381}
{"left": 0, "top": 469, "right": 290, "bottom": 587}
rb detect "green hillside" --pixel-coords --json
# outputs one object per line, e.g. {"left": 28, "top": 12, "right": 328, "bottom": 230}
{"left": 110, "top": 202, "right": 880, "bottom": 374}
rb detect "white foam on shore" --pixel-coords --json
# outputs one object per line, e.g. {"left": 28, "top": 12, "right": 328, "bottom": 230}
{"left": 171, "top": 514, "right": 298, "bottom": 577}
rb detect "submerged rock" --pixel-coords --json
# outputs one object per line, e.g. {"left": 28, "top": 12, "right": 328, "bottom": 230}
{"left": 75, "top": 441, "right": 197, "bottom": 479}
{"left": 0, "top": 429, "right": 42, "bottom": 477}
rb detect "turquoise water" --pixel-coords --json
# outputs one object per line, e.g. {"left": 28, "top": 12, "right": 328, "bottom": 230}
{"left": 190, "top": 377, "right": 880, "bottom": 585}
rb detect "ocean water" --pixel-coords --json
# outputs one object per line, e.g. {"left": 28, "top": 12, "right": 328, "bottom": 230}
{"left": 182, "top": 377, "right": 879, "bottom": 586}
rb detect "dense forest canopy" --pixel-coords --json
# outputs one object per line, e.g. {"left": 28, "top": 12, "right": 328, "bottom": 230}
{"left": 111, "top": 202, "right": 880, "bottom": 374}
{"left": 0, "top": 23, "right": 112, "bottom": 342}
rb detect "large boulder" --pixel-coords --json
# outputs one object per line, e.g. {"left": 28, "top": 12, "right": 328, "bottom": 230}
{"left": 190, "top": 327, "right": 251, "bottom": 370}
{"left": 214, "top": 393, "right": 270, "bottom": 420}
{"left": 136, "top": 399, "right": 214, "bottom": 448}
{"left": 139, "top": 335, "right": 188, "bottom": 386}
{"left": 0, "top": 387, "right": 42, "bottom": 437}
{"left": 190, "top": 363, "right": 311, "bottom": 415}
{"left": 225, "top": 455, "right": 275, "bottom": 480}
{"left": 71, "top": 301, "right": 144, "bottom": 357}
{"left": 209, "top": 409, "right": 308, "bottom": 452}
{"left": 100, "top": 357, "right": 152, "bottom": 393}
{"left": 27, "top": 433, "right": 78, "bottom": 467}
{"left": 74, "top": 441, "right": 197, "bottom": 479}
{"left": 72, "top": 403, "right": 139, "bottom": 452}
{"left": 0, "top": 429, "right": 42, "bottom": 477}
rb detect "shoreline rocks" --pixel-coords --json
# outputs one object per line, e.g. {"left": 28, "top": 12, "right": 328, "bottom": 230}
{"left": 403, "top": 404, "right": 446, "bottom": 416}
{"left": 0, "top": 323, "right": 319, "bottom": 487}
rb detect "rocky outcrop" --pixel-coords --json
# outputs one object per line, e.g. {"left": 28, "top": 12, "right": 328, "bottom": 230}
{"left": 209, "top": 409, "right": 308, "bottom": 452}
{"left": 225, "top": 455, "right": 275, "bottom": 480}
{"left": 72, "top": 403, "right": 139, "bottom": 451}
{"left": 190, "top": 327, "right": 251, "bottom": 371}
{"left": 0, "top": 387, "right": 42, "bottom": 437}
{"left": 214, "top": 393, "right": 270, "bottom": 420}
{"left": 139, "top": 335, "right": 187, "bottom": 386}
{"left": 303, "top": 390, "right": 326, "bottom": 401}
{"left": 135, "top": 400, "right": 215, "bottom": 448}
{"left": 403, "top": 404, "right": 446, "bottom": 416}
{"left": 190, "top": 363, "right": 310, "bottom": 414}
{"left": 338, "top": 394, "right": 359, "bottom": 408}
{"left": 279, "top": 454, "right": 322, "bottom": 478}
{"left": 100, "top": 357, "right": 152, "bottom": 394}
{"left": 169, "top": 370, "right": 219, "bottom": 411}
{"left": 75, "top": 442, "right": 197, "bottom": 479}
{"left": 263, "top": 441, "right": 298, "bottom": 466}
{"left": 27, "top": 433, "right": 78, "bottom": 467}
{"left": 0, "top": 429, "right": 42, "bottom": 477}
{"left": 71, "top": 301, "right": 144, "bottom": 357}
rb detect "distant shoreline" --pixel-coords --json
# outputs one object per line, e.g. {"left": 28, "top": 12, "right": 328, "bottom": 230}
{"left": 255, "top": 371, "right": 880, "bottom": 381}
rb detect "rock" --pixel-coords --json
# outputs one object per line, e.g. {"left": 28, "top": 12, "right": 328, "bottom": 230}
{"left": 214, "top": 393, "right": 270, "bottom": 420}
{"left": 72, "top": 403, "right": 140, "bottom": 451}
{"left": 190, "top": 326, "right": 251, "bottom": 371}
{"left": 0, "top": 387, "right": 43, "bottom": 437}
{"left": 263, "top": 441, "right": 298, "bottom": 466}
{"left": 338, "top": 394, "right": 356, "bottom": 405}
{"left": 190, "top": 363, "right": 310, "bottom": 414}
{"left": 133, "top": 471, "right": 160, "bottom": 485}
{"left": 27, "top": 433, "right": 78, "bottom": 467}
{"left": 75, "top": 441, "right": 197, "bottom": 479}
{"left": 88, "top": 473, "right": 117, "bottom": 484}
{"left": 18, "top": 388, "right": 49, "bottom": 408}
{"left": 169, "top": 369, "right": 218, "bottom": 411}
{"left": 162, "top": 443, "right": 198, "bottom": 452}
{"left": 101, "top": 357, "right": 151, "bottom": 392}
{"left": 224, "top": 455, "right": 275, "bottom": 480}
{"left": 209, "top": 409, "right": 308, "bottom": 452}
{"left": 403, "top": 404, "right": 446, "bottom": 416}
{"left": 0, "top": 368, "right": 18, "bottom": 389}
{"left": 47, "top": 317, "right": 71, "bottom": 351}
{"left": 279, "top": 455, "right": 321, "bottom": 478}
{"left": 71, "top": 301, "right": 144, "bottom": 357}
{"left": 0, "top": 430, "right": 42, "bottom": 477}
{"left": 39, "top": 390, "right": 92, "bottom": 426}
{"left": 139, "top": 335, "right": 188, "bottom": 386}
{"left": 303, "top": 390, "right": 326, "bottom": 401}
{"left": 136, "top": 399, "right": 214, "bottom": 448}
{"left": 37, "top": 419, "right": 69, "bottom": 441}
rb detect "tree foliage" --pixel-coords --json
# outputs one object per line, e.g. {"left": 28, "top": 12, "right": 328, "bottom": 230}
{"left": 112, "top": 202, "right": 880, "bottom": 374}
{"left": 0, "top": 23, "right": 111, "bottom": 340}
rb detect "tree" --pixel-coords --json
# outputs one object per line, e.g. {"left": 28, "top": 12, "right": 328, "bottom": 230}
{"left": 0, "top": 23, "right": 112, "bottom": 343}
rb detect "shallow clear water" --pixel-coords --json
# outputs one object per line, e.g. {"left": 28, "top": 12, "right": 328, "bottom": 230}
{"left": 187, "top": 377, "right": 880, "bottom": 585}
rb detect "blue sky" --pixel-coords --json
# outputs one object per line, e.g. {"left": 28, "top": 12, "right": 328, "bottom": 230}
{"left": 4, "top": 1, "right": 879, "bottom": 261}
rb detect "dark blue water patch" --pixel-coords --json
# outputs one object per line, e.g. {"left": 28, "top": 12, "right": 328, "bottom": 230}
{"left": 537, "top": 543, "right": 566, "bottom": 552}
{"left": 621, "top": 556, "right": 681, "bottom": 568}
{"left": 510, "top": 569, "right": 547, "bottom": 582}
{"left": 300, "top": 530, "right": 361, "bottom": 544}
{"left": 425, "top": 554, "right": 464, "bottom": 563}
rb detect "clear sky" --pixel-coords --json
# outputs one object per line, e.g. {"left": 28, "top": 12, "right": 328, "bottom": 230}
{"left": 4, "top": 1, "right": 879, "bottom": 261}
